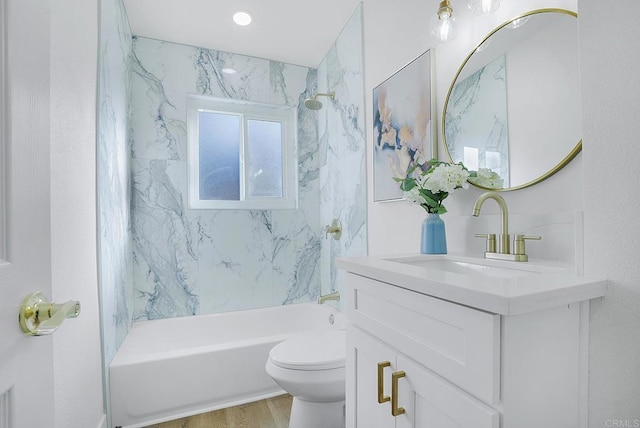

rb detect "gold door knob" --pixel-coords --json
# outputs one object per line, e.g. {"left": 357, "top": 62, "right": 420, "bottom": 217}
{"left": 19, "top": 292, "right": 81, "bottom": 336}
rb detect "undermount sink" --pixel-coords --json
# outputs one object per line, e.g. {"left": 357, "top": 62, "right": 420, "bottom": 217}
{"left": 383, "top": 255, "right": 562, "bottom": 279}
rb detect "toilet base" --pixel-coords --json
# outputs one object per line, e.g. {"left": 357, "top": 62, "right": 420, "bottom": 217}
{"left": 289, "top": 397, "right": 345, "bottom": 428}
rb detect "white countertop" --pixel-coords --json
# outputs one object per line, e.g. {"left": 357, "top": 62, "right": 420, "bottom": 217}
{"left": 336, "top": 253, "right": 607, "bottom": 315}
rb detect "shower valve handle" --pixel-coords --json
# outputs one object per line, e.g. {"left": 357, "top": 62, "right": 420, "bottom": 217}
{"left": 325, "top": 219, "right": 342, "bottom": 240}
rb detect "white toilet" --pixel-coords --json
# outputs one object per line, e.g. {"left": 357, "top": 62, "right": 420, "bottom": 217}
{"left": 265, "top": 329, "right": 346, "bottom": 428}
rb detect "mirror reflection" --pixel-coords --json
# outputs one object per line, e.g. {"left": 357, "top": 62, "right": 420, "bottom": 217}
{"left": 443, "top": 9, "right": 581, "bottom": 190}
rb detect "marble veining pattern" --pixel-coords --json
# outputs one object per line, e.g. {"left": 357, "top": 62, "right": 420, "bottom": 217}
{"left": 123, "top": 3, "right": 365, "bottom": 321}
{"left": 129, "top": 40, "right": 191, "bottom": 161}
{"left": 130, "top": 37, "right": 324, "bottom": 319}
{"left": 132, "top": 159, "right": 199, "bottom": 319}
{"left": 318, "top": 5, "right": 367, "bottom": 307}
{"left": 97, "top": 0, "right": 134, "bottom": 364}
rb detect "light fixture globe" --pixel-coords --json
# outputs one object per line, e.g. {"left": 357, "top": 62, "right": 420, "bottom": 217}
{"left": 430, "top": 0, "right": 457, "bottom": 43}
{"left": 466, "top": 0, "right": 500, "bottom": 15}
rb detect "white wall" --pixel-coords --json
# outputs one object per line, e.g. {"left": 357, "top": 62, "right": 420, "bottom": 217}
{"left": 580, "top": 0, "right": 640, "bottom": 424}
{"left": 364, "top": 0, "right": 581, "bottom": 256}
{"left": 364, "top": 0, "right": 640, "bottom": 424}
{"left": 50, "top": 0, "right": 106, "bottom": 426}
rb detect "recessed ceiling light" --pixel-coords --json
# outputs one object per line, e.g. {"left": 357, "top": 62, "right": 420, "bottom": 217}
{"left": 233, "top": 11, "right": 253, "bottom": 26}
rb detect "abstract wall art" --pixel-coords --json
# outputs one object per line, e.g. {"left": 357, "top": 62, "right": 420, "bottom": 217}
{"left": 373, "top": 50, "right": 434, "bottom": 202}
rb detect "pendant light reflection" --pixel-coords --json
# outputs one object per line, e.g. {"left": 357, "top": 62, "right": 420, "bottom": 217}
{"left": 475, "top": 38, "right": 491, "bottom": 52}
{"left": 507, "top": 16, "right": 530, "bottom": 29}
{"left": 466, "top": 0, "right": 500, "bottom": 16}
{"left": 430, "top": 0, "right": 457, "bottom": 43}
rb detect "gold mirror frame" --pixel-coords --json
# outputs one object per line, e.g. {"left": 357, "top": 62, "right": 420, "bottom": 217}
{"left": 442, "top": 8, "right": 581, "bottom": 191}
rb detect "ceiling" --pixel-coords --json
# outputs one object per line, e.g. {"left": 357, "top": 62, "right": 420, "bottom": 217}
{"left": 122, "top": 0, "right": 362, "bottom": 68}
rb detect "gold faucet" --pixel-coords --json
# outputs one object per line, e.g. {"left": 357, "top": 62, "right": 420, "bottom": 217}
{"left": 472, "top": 192, "right": 541, "bottom": 262}
{"left": 318, "top": 291, "right": 340, "bottom": 304}
{"left": 472, "top": 191, "right": 511, "bottom": 255}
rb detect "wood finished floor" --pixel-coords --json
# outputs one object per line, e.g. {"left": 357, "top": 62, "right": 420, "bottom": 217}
{"left": 145, "top": 394, "right": 293, "bottom": 428}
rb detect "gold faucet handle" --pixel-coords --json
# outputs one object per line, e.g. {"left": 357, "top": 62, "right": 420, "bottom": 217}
{"left": 513, "top": 234, "right": 541, "bottom": 256}
{"left": 475, "top": 233, "right": 497, "bottom": 253}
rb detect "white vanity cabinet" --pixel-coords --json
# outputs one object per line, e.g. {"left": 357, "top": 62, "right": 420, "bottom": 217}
{"left": 343, "top": 270, "right": 596, "bottom": 428}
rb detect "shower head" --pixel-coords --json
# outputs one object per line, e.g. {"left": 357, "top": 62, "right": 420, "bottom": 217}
{"left": 304, "top": 91, "right": 335, "bottom": 110}
{"left": 304, "top": 98, "right": 324, "bottom": 110}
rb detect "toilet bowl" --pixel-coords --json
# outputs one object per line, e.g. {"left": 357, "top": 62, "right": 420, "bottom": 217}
{"left": 265, "top": 329, "right": 346, "bottom": 428}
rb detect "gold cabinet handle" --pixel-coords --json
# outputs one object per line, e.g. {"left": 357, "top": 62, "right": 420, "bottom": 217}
{"left": 377, "top": 361, "right": 390, "bottom": 403}
{"left": 391, "top": 370, "right": 406, "bottom": 416}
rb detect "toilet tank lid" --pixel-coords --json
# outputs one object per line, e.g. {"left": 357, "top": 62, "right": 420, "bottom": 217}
{"left": 269, "top": 329, "right": 346, "bottom": 370}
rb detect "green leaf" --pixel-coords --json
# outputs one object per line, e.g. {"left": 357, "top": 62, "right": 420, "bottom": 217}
{"left": 436, "top": 206, "right": 448, "bottom": 215}
{"left": 419, "top": 190, "right": 438, "bottom": 207}
{"left": 399, "top": 179, "right": 417, "bottom": 192}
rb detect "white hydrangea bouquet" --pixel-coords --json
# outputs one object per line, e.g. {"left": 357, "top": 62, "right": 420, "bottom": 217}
{"left": 468, "top": 167, "right": 504, "bottom": 189}
{"left": 395, "top": 159, "right": 470, "bottom": 215}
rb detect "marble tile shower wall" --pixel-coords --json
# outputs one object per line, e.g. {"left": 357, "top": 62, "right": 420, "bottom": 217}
{"left": 318, "top": 5, "right": 367, "bottom": 305}
{"left": 97, "top": 0, "right": 134, "bottom": 364}
{"left": 129, "top": 38, "right": 323, "bottom": 320}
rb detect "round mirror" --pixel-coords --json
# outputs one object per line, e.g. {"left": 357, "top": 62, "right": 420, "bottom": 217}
{"left": 443, "top": 9, "right": 581, "bottom": 190}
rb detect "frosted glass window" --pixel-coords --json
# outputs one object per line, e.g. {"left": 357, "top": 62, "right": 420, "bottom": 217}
{"left": 246, "top": 120, "right": 283, "bottom": 198}
{"left": 198, "top": 111, "right": 241, "bottom": 200}
{"left": 187, "top": 95, "right": 297, "bottom": 210}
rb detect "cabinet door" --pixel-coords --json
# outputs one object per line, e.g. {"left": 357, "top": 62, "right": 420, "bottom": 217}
{"left": 395, "top": 355, "right": 499, "bottom": 428}
{"left": 347, "top": 326, "right": 397, "bottom": 428}
{"left": 346, "top": 273, "right": 500, "bottom": 404}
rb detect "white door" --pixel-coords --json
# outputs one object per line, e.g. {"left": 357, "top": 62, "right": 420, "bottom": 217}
{"left": 0, "top": 0, "right": 55, "bottom": 426}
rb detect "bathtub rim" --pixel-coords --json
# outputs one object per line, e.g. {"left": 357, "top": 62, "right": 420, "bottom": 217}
{"left": 111, "top": 302, "right": 344, "bottom": 367}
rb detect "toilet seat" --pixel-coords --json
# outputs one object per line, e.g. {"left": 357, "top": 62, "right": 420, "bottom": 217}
{"left": 269, "top": 330, "right": 345, "bottom": 371}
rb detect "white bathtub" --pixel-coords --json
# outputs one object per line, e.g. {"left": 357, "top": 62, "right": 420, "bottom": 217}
{"left": 109, "top": 303, "right": 345, "bottom": 428}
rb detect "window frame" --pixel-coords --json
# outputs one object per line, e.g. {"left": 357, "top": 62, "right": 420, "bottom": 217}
{"left": 187, "top": 94, "right": 298, "bottom": 210}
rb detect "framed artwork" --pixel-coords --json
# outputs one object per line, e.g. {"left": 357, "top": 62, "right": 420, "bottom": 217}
{"left": 373, "top": 50, "right": 435, "bottom": 202}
